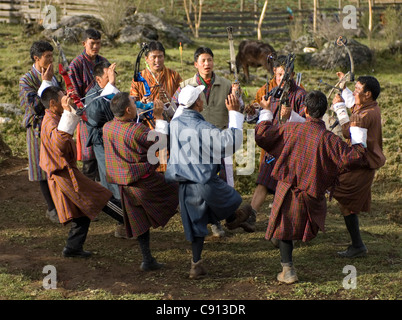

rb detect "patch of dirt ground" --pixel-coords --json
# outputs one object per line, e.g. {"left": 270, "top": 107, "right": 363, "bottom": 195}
{"left": 0, "top": 156, "right": 291, "bottom": 301}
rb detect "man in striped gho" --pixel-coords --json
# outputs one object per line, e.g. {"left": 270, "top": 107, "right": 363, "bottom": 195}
{"left": 68, "top": 29, "right": 109, "bottom": 181}
{"left": 130, "top": 41, "right": 182, "bottom": 173}
{"left": 103, "top": 92, "right": 179, "bottom": 272}
{"left": 39, "top": 86, "right": 124, "bottom": 258}
{"left": 255, "top": 90, "right": 368, "bottom": 284}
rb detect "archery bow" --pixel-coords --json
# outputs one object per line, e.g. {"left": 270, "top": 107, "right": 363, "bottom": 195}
{"left": 326, "top": 36, "right": 355, "bottom": 99}
{"left": 271, "top": 53, "right": 296, "bottom": 124}
{"left": 134, "top": 43, "right": 152, "bottom": 97}
{"left": 133, "top": 43, "right": 155, "bottom": 127}
{"left": 52, "top": 36, "right": 88, "bottom": 121}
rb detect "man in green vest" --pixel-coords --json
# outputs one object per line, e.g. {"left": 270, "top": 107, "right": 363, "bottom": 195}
{"left": 172, "top": 47, "right": 244, "bottom": 237}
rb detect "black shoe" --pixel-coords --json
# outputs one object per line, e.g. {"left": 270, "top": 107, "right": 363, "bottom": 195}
{"left": 140, "top": 258, "right": 165, "bottom": 271}
{"left": 239, "top": 210, "right": 257, "bottom": 233}
{"left": 225, "top": 204, "right": 253, "bottom": 230}
{"left": 337, "top": 244, "right": 368, "bottom": 258}
{"left": 62, "top": 247, "right": 92, "bottom": 258}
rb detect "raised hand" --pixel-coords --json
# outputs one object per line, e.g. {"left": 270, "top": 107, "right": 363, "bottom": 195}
{"left": 225, "top": 93, "right": 240, "bottom": 112}
{"left": 107, "top": 63, "right": 117, "bottom": 85}
{"left": 153, "top": 99, "right": 164, "bottom": 120}
{"left": 41, "top": 63, "right": 54, "bottom": 81}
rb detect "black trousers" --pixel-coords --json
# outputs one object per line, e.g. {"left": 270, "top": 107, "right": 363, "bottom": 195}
{"left": 65, "top": 216, "right": 91, "bottom": 251}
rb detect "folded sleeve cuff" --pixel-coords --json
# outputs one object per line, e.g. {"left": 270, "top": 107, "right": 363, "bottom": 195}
{"left": 154, "top": 119, "right": 169, "bottom": 135}
{"left": 228, "top": 110, "right": 244, "bottom": 130}
{"left": 288, "top": 110, "right": 306, "bottom": 123}
{"left": 257, "top": 109, "right": 273, "bottom": 123}
{"left": 350, "top": 126, "right": 367, "bottom": 147}
{"left": 101, "top": 82, "right": 120, "bottom": 97}
{"left": 57, "top": 110, "right": 80, "bottom": 135}
{"left": 341, "top": 87, "right": 355, "bottom": 108}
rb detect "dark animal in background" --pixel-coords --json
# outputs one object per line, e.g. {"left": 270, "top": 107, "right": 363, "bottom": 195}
{"left": 235, "top": 40, "right": 276, "bottom": 82}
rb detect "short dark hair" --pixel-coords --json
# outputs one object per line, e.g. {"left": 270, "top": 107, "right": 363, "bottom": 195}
{"left": 274, "top": 55, "right": 294, "bottom": 73}
{"left": 357, "top": 76, "right": 381, "bottom": 100}
{"left": 82, "top": 28, "right": 101, "bottom": 41}
{"left": 145, "top": 41, "right": 165, "bottom": 56}
{"left": 30, "top": 41, "right": 53, "bottom": 62}
{"left": 94, "top": 60, "right": 111, "bottom": 78}
{"left": 305, "top": 90, "right": 327, "bottom": 118}
{"left": 194, "top": 47, "right": 213, "bottom": 62}
{"left": 110, "top": 92, "right": 131, "bottom": 117}
{"left": 41, "top": 86, "right": 62, "bottom": 109}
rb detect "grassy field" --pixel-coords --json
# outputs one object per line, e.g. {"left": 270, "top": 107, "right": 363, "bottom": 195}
{"left": 0, "top": 17, "right": 401, "bottom": 302}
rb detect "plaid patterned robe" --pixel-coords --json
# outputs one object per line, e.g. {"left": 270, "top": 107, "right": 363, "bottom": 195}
{"left": 256, "top": 80, "right": 306, "bottom": 193}
{"left": 333, "top": 100, "right": 386, "bottom": 213}
{"left": 103, "top": 118, "right": 178, "bottom": 237}
{"left": 68, "top": 51, "right": 108, "bottom": 161}
{"left": 39, "top": 109, "right": 112, "bottom": 224}
{"left": 252, "top": 78, "right": 277, "bottom": 183}
{"left": 19, "top": 65, "right": 59, "bottom": 181}
{"left": 130, "top": 66, "right": 181, "bottom": 172}
{"left": 255, "top": 117, "right": 367, "bottom": 241}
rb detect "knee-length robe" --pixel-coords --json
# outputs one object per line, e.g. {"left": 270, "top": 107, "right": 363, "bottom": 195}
{"left": 103, "top": 118, "right": 178, "bottom": 238}
{"left": 39, "top": 109, "right": 112, "bottom": 224}
{"left": 255, "top": 117, "right": 367, "bottom": 242}
{"left": 332, "top": 95, "right": 386, "bottom": 213}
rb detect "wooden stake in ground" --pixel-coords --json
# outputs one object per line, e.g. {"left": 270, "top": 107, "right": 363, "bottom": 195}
{"left": 179, "top": 42, "right": 183, "bottom": 75}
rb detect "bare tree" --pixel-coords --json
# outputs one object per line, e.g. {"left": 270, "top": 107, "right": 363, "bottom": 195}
{"left": 96, "top": 0, "right": 130, "bottom": 45}
{"left": 184, "top": 0, "right": 203, "bottom": 38}
{"left": 368, "top": 0, "right": 373, "bottom": 41}
{"left": 313, "top": 0, "right": 318, "bottom": 33}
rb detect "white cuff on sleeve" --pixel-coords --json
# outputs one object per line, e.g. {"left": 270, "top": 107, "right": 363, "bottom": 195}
{"left": 341, "top": 87, "right": 355, "bottom": 108}
{"left": 288, "top": 110, "right": 306, "bottom": 123}
{"left": 228, "top": 110, "right": 244, "bottom": 130}
{"left": 100, "top": 82, "right": 120, "bottom": 98}
{"left": 154, "top": 119, "right": 169, "bottom": 135}
{"left": 38, "top": 80, "right": 53, "bottom": 97}
{"left": 257, "top": 109, "right": 273, "bottom": 123}
{"left": 332, "top": 102, "right": 350, "bottom": 126}
{"left": 350, "top": 126, "right": 367, "bottom": 147}
{"left": 57, "top": 110, "right": 80, "bottom": 135}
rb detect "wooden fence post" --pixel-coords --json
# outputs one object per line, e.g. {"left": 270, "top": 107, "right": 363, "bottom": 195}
{"left": 257, "top": 0, "right": 268, "bottom": 40}
{"left": 313, "top": 0, "right": 317, "bottom": 33}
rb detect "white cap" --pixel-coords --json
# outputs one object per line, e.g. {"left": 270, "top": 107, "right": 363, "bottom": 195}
{"left": 178, "top": 85, "right": 205, "bottom": 108}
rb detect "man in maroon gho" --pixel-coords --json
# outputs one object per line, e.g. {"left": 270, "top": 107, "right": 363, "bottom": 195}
{"left": 255, "top": 90, "right": 368, "bottom": 284}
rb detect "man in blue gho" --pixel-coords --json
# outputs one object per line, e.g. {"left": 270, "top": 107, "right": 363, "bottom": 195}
{"left": 165, "top": 85, "right": 252, "bottom": 279}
